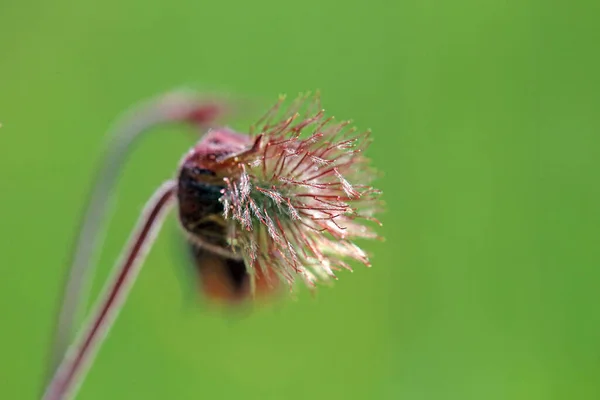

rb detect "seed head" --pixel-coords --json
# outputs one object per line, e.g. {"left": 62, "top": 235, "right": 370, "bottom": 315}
{"left": 201, "top": 93, "right": 382, "bottom": 291}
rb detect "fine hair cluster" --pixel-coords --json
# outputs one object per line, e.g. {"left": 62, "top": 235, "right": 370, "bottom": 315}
{"left": 201, "top": 93, "right": 383, "bottom": 291}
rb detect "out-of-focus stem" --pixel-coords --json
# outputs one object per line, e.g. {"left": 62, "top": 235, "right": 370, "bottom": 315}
{"left": 48, "top": 90, "right": 226, "bottom": 375}
{"left": 43, "top": 181, "right": 177, "bottom": 400}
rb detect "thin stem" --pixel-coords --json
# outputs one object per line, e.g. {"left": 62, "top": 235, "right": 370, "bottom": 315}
{"left": 49, "top": 90, "right": 227, "bottom": 375}
{"left": 43, "top": 181, "right": 177, "bottom": 400}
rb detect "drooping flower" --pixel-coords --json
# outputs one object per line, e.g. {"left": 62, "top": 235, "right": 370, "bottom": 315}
{"left": 44, "top": 90, "right": 384, "bottom": 400}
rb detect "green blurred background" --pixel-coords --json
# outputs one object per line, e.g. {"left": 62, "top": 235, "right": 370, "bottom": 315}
{"left": 1, "top": 0, "right": 599, "bottom": 399}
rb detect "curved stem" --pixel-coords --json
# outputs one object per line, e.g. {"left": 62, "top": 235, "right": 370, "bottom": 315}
{"left": 43, "top": 181, "right": 177, "bottom": 400}
{"left": 48, "top": 90, "right": 226, "bottom": 375}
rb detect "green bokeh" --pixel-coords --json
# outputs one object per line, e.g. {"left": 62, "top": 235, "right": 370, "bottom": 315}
{"left": 1, "top": 0, "right": 599, "bottom": 399}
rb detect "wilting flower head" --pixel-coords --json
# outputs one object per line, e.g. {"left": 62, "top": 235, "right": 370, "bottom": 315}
{"left": 190, "top": 93, "right": 383, "bottom": 292}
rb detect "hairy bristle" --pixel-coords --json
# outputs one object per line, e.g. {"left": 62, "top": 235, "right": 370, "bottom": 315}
{"left": 216, "top": 93, "right": 382, "bottom": 291}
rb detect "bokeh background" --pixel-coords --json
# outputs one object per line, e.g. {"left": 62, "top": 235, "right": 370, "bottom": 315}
{"left": 1, "top": 0, "right": 599, "bottom": 399}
